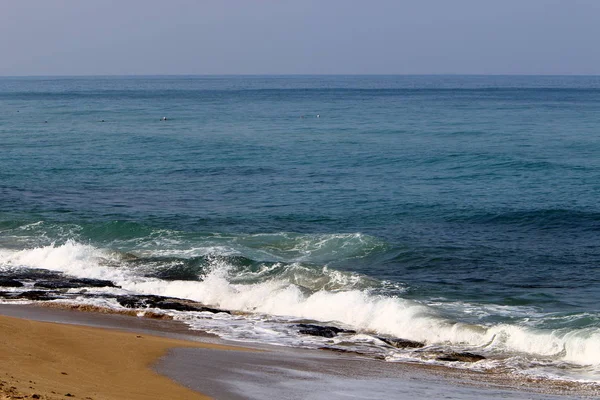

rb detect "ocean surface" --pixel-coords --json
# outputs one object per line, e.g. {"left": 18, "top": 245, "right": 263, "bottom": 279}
{"left": 1, "top": 75, "right": 599, "bottom": 383}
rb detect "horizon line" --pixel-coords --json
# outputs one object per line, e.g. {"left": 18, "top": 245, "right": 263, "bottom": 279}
{"left": 1, "top": 73, "right": 600, "bottom": 78}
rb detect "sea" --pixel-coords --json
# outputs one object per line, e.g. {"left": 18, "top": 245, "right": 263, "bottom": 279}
{"left": 1, "top": 75, "right": 599, "bottom": 384}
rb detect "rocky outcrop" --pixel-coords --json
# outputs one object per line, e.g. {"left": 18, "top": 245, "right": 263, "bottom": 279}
{"left": 377, "top": 336, "right": 425, "bottom": 349}
{"left": 436, "top": 352, "right": 486, "bottom": 362}
{"left": 297, "top": 323, "right": 356, "bottom": 338}
{"left": 0, "top": 278, "right": 24, "bottom": 287}
{"left": 116, "top": 295, "right": 230, "bottom": 314}
{"left": 34, "top": 278, "right": 118, "bottom": 289}
{"left": 318, "top": 346, "right": 386, "bottom": 359}
{"left": 4, "top": 269, "right": 64, "bottom": 281}
{"left": 1, "top": 290, "right": 62, "bottom": 301}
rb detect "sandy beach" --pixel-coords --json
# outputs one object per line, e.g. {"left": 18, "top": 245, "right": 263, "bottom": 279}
{"left": 0, "top": 311, "right": 241, "bottom": 400}
{"left": 3, "top": 2, "right": 600, "bottom": 397}
{"left": 1, "top": 304, "right": 599, "bottom": 400}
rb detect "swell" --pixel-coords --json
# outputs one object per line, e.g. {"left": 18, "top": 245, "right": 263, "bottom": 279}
{"left": 452, "top": 209, "right": 600, "bottom": 231}
{"left": 0, "top": 220, "right": 390, "bottom": 263}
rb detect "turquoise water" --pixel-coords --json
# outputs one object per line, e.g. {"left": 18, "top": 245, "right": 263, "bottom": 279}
{"left": 1, "top": 76, "right": 600, "bottom": 381}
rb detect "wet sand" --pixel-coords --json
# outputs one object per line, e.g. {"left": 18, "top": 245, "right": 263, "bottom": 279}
{"left": 1, "top": 304, "right": 598, "bottom": 400}
{"left": 158, "top": 346, "right": 597, "bottom": 400}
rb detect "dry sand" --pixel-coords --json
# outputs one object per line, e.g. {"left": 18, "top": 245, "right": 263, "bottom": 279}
{"left": 0, "top": 314, "right": 242, "bottom": 400}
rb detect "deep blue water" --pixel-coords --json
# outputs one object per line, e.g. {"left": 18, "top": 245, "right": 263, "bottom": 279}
{"left": 1, "top": 76, "right": 600, "bottom": 380}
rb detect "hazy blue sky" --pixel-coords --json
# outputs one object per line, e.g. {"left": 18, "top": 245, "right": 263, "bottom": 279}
{"left": 1, "top": 0, "right": 599, "bottom": 75}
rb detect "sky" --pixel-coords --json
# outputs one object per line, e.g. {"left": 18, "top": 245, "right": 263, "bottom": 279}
{"left": 1, "top": 0, "right": 599, "bottom": 76}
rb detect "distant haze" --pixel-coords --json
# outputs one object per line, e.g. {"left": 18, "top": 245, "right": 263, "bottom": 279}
{"left": 1, "top": 0, "right": 599, "bottom": 76}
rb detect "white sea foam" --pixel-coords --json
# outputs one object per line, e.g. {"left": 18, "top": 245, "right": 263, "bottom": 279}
{"left": 2, "top": 240, "right": 600, "bottom": 371}
{"left": 0, "top": 240, "right": 128, "bottom": 281}
{"left": 133, "top": 244, "right": 242, "bottom": 259}
{"left": 221, "top": 232, "right": 385, "bottom": 263}
{"left": 108, "top": 231, "right": 384, "bottom": 264}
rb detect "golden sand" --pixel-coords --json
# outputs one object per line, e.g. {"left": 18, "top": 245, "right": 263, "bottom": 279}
{"left": 0, "top": 315, "right": 241, "bottom": 400}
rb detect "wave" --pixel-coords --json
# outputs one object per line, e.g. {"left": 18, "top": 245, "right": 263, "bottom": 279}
{"left": 2, "top": 240, "right": 600, "bottom": 370}
{"left": 0, "top": 220, "right": 389, "bottom": 264}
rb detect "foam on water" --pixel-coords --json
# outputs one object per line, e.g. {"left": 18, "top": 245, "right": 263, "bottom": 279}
{"left": 232, "top": 232, "right": 387, "bottom": 263}
{"left": 0, "top": 241, "right": 127, "bottom": 281}
{"left": 2, "top": 240, "right": 600, "bottom": 380}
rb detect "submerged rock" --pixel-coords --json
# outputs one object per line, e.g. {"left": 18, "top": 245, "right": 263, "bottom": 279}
{"left": 3, "top": 269, "right": 64, "bottom": 281}
{"left": 34, "top": 278, "right": 118, "bottom": 289}
{"left": 318, "top": 346, "right": 385, "bottom": 359}
{"left": 0, "top": 278, "right": 24, "bottom": 287}
{"left": 10, "top": 290, "right": 61, "bottom": 301}
{"left": 377, "top": 336, "right": 425, "bottom": 349}
{"left": 436, "top": 352, "right": 486, "bottom": 363}
{"left": 115, "top": 295, "right": 230, "bottom": 314}
{"left": 297, "top": 323, "right": 357, "bottom": 338}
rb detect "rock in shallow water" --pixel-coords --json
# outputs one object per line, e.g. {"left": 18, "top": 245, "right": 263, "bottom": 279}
{"left": 318, "top": 346, "right": 385, "bottom": 359}
{"left": 297, "top": 323, "right": 357, "bottom": 338}
{"left": 115, "top": 294, "right": 230, "bottom": 314}
{"left": 34, "top": 278, "right": 118, "bottom": 289}
{"left": 0, "top": 278, "right": 24, "bottom": 287}
{"left": 0, "top": 290, "right": 62, "bottom": 301}
{"left": 436, "top": 352, "right": 486, "bottom": 362}
{"left": 377, "top": 336, "right": 425, "bottom": 349}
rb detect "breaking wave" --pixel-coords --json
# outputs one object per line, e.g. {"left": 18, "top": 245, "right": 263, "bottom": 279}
{"left": 2, "top": 240, "right": 600, "bottom": 374}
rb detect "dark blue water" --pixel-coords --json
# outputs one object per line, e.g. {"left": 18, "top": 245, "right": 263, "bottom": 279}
{"left": 1, "top": 76, "right": 600, "bottom": 380}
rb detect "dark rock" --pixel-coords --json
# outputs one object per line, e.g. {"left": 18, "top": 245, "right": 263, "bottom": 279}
{"left": 196, "top": 305, "right": 229, "bottom": 314}
{"left": 115, "top": 295, "right": 140, "bottom": 308}
{"left": 436, "top": 352, "right": 486, "bottom": 363}
{"left": 35, "top": 281, "right": 79, "bottom": 289}
{"left": 71, "top": 278, "right": 118, "bottom": 288}
{"left": 151, "top": 300, "right": 205, "bottom": 312}
{"left": 377, "top": 336, "right": 425, "bottom": 349}
{"left": 0, "top": 278, "right": 24, "bottom": 287}
{"left": 15, "top": 290, "right": 60, "bottom": 301}
{"left": 297, "top": 323, "right": 356, "bottom": 338}
{"left": 34, "top": 278, "right": 117, "bottom": 289}
{"left": 4, "top": 269, "right": 64, "bottom": 281}
{"left": 115, "top": 295, "right": 230, "bottom": 314}
{"left": 299, "top": 328, "right": 337, "bottom": 338}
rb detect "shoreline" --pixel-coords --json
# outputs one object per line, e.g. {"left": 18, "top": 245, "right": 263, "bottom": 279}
{"left": 1, "top": 304, "right": 599, "bottom": 399}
